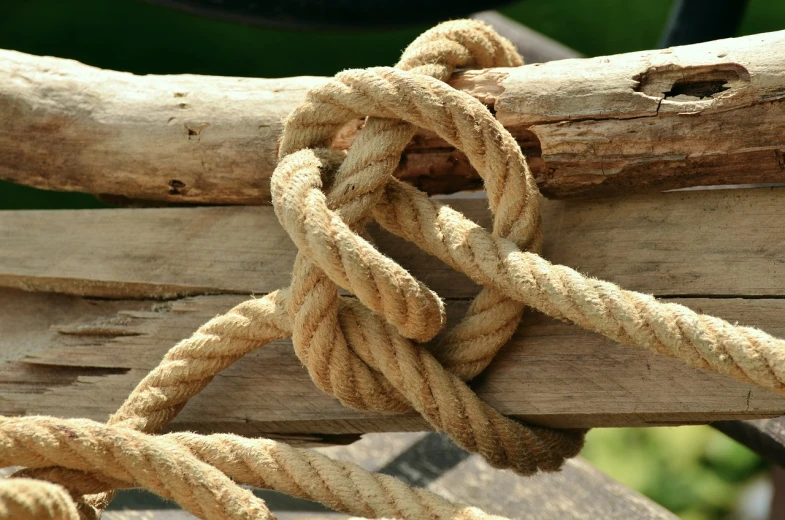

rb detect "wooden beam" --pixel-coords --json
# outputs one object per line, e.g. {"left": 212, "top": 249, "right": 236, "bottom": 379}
{"left": 2, "top": 189, "right": 785, "bottom": 299}
{"left": 4, "top": 190, "right": 785, "bottom": 433}
{"left": 1, "top": 31, "right": 783, "bottom": 203}
{"left": 3, "top": 287, "right": 784, "bottom": 433}
{"left": 321, "top": 433, "right": 678, "bottom": 520}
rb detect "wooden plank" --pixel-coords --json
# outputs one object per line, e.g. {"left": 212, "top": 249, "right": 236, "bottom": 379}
{"left": 321, "top": 432, "right": 678, "bottom": 520}
{"left": 3, "top": 287, "right": 785, "bottom": 432}
{"left": 4, "top": 190, "right": 785, "bottom": 431}
{"left": 2, "top": 189, "right": 785, "bottom": 298}
{"left": 0, "top": 202, "right": 487, "bottom": 299}
{"left": 2, "top": 30, "right": 784, "bottom": 203}
{"left": 541, "top": 187, "right": 785, "bottom": 297}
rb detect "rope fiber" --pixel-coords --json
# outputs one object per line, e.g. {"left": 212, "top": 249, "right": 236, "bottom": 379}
{"left": 3, "top": 19, "right": 785, "bottom": 520}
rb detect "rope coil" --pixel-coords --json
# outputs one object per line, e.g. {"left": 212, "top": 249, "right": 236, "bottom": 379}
{"left": 3, "top": 18, "right": 785, "bottom": 520}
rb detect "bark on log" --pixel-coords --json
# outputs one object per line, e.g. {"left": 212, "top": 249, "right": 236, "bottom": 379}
{"left": 1, "top": 30, "right": 784, "bottom": 203}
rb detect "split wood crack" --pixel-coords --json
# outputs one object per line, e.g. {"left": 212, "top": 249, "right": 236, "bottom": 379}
{"left": 3, "top": 19, "right": 785, "bottom": 520}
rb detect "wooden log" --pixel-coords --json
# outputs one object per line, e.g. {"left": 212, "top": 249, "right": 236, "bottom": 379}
{"left": 4, "top": 190, "right": 785, "bottom": 433}
{"left": 1, "top": 30, "right": 784, "bottom": 203}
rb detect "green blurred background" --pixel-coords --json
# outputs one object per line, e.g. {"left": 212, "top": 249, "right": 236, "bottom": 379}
{"left": 2, "top": 0, "right": 785, "bottom": 518}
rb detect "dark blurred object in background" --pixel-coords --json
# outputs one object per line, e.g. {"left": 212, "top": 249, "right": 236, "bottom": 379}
{"left": 144, "top": 0, "right": 515, "bottom": 29}
{"left": 146, "top": 0, "right": 750, "bottom": 46}
{"left": 660, "top": 0, "right": 750, "bottom": 46}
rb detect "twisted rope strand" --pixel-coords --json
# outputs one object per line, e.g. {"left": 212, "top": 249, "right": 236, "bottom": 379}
{"left": 17, "top": 291, "right": 292, "bottom": 513}
{"left": 272, "top": 19, "right": 582, "bottom": 474}
{"left": 0, "top": 479, "right": 80, "bottom": 520}
{"left": 274, "top": 149, "right": 585, "bottom": 473}
{"left": 282, "top": 22, "right": 534, "bottom": 385}
{"left": 373, "top": 180, "right": 785, "bottom": 392}
{"left": 5, "top": 418, "right": 274, "bottom": 520}
{"left": 278, "top": 61, "right": 542, "bottom": 383}
{"left": 3, "top": 417, "right": 504, "bottom": 520}
{"left": 110, "top": 292, "right": 292, "bottom": 432}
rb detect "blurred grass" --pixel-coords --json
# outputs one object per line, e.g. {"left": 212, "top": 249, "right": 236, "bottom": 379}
{"left": 2, "top": 1, "right": 785, "bottom": 518}
{"left": 583, "top": 427, "right": 769, "bottom": 519}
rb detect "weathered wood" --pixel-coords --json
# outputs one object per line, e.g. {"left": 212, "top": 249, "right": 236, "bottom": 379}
{"left": 4, "top": 190, "right": 785, "bottom": 432}
{"left": 2, "top": 189, "right": 785, "bottom": 299}
{"left": 3, "top": 287, "right": 784, "bottom": 433}
{"left": 2, "top": 31, "right": 784, "bottom": 203}
{"left": 321, "top": 433, "right": 678, "bottom": 520}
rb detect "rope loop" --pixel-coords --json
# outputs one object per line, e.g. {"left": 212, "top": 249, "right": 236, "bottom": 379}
{"left": 271, "top": 19, "right": 584, "bottom": 474}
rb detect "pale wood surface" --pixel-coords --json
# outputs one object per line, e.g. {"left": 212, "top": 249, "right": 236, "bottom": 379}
{"left": 2, "top": 189, "right": 785, "bottom": 299}
{"left": 2, "top": 30, "right": 783, "bottom": 203}
{"left": 2, "top": 288, "right": 784, "bottom": 433}
{"left": 320, "top": 433, "right": 678, "bottom": 520}
{"left": 4, "top": 191, "right": 785, "bottom": 432}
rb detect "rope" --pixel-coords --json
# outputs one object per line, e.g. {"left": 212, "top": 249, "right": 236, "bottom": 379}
{"left": 5, "top": 417, "right": 503, "bottom": 520}
{"left": 2, "top": 18, "right": 785, "bottom": 520}
{"left": 0, "top": 479, "right": 80, "bottom": 520}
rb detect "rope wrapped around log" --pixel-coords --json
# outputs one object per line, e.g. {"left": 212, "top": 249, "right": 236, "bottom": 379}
{"left": 2, "top": 18, "right": 785, "bottom": 520}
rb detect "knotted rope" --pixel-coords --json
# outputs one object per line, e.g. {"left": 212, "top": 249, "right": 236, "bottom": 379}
{"left": 3, "top": 18, "right": 785, "bottom": 520}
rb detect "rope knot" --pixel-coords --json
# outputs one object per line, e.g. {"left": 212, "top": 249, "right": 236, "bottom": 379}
{"left": 10, "top": 19, "right": 785, "bottom": 520}
{"left": 271, "top": 19, "right": 584, "bottom": 474}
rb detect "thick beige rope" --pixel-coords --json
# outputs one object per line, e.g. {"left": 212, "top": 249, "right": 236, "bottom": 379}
{"left": 8, "top": 417, "right": 273, "bottom": 520}
{"left": 7, "top": 20, "right": 575, "bottom": 519}
{"left": 4, "top": 17, "right": 785, "bottom": 520}
{"left": 272, "top": 61, "right": 785, "bottom": 393}
{"left": 5, "top": 416, "right": 504, "bottom": 520}
{"left": 0, "top": 479, "right": 80, "bottom": 520}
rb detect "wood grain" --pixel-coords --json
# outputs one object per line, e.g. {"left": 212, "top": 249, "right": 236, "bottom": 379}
{"left": 2, "top": 30, "right": 783, "bottom": 202}
{"left": 2, "top": 189, "right": 785, "bottom": 298}
{"left": 3, "top": 288, "right": 785, "bottom": 432}
{"left": 4, "top": 190, "right": 785, "bottom": 432}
